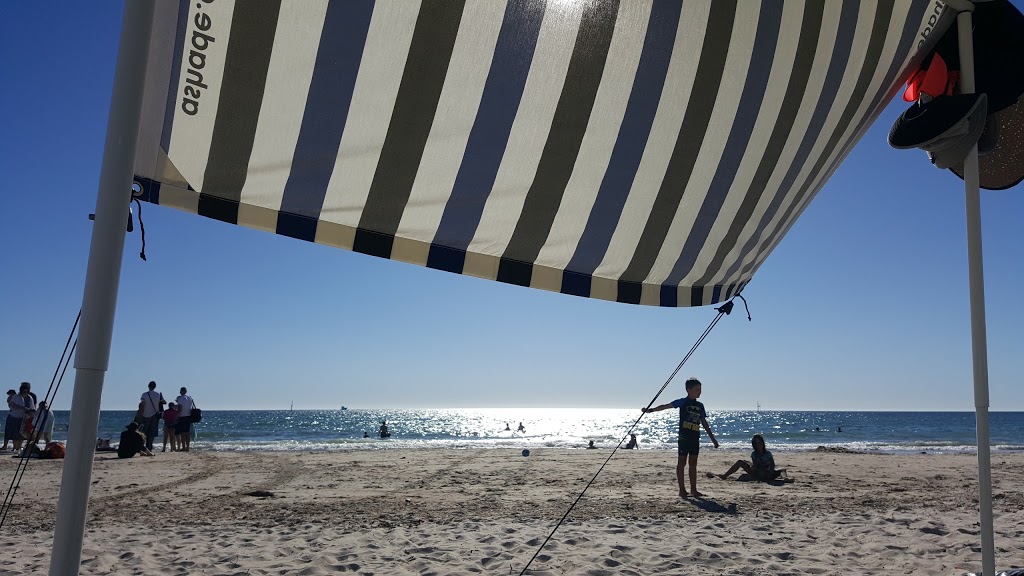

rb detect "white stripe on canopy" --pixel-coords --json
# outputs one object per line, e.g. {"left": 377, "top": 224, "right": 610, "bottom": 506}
{"left": 237, "top": 1, "right": 328, "bottom": 224}
{"left": 134, "top": 0, "right": 951, "bottom": 307}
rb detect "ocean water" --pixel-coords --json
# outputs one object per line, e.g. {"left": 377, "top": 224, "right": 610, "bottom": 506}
{"left": 6, "top": 409, "right": 1023, "bottom": 454}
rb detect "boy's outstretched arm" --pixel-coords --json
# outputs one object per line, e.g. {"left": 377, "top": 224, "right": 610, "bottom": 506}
{"left": 642, "top": 403, "right": 673, "bottom": 413}
{"left": 702, "top": 418, "right": 720, "bottom": 448}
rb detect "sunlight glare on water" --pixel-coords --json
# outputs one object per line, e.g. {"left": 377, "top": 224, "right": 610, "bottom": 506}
{"left": 28, "top": 408, "right": 1024, "bottom": 454}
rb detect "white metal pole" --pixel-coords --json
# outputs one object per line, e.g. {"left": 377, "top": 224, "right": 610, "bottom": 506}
{"left": 49, "top": 2, "right": 155, "bottom": 575}
{"left": 956, "top": 9, "right": 996, "bottom": 576}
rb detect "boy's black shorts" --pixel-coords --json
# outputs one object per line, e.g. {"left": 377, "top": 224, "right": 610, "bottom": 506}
{"left": 677, "top": 436, "right": 700, "bottom": 456}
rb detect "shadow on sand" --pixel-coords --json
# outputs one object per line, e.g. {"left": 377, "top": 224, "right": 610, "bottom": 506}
{"left": 706, "top": 471, "right": 795, "bottom": 487}
{"left": 682, "top": 497, "right": 738, "bottom": 514}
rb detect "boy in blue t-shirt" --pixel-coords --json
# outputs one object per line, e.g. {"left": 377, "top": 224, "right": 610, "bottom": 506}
{"left": 643, "top": 377, "right": 719, "bottom": 497}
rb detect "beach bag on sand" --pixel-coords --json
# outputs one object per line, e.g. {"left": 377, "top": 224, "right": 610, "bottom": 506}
{"left": 44, "top": 442, "right": 65, "bottom": 459}
{"left": 191, "top": 406, "right": 202, "bottom": 422}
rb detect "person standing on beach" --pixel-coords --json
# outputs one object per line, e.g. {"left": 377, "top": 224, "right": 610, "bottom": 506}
{"left": 33, "top": 401, "right": 55, "bottom": 445}
{"left": 174, "top": 387, "right": 195, "bottom": 451}
{"left": 162, "top": 402, "right": 179, "bottom": 452}
{"left": 6, "top": 383, "right": 36, "bottom": 452}
{"left": 21, "top": 409, "right": 36, "bottom": 450}
{"left": 139, "top": 381, "right": 165, "bottom": 451}
{"left": 3, "top": 390, "right": 19, "bottom": 451}
{"left": 642, "top": 377, "right": 719, "bottom": 498}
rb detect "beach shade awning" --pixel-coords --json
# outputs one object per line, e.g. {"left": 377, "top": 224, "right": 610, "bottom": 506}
{"left": 132, "top": 0, "right": 951, "bottom": 307}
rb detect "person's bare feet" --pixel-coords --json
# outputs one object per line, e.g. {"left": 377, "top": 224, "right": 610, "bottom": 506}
{"left": 717, "top": 474, "right": 728, "bottom": 480}
{"left": 690, "top": 490, "right": 705, "bottom": 497}
{"left": 679, "top": 491, "right": 689, "bottom": 498}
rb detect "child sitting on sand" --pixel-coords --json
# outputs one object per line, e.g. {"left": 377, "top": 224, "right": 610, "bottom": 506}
{"left": 718, "top": 434, "right": 788, "bottom": 482}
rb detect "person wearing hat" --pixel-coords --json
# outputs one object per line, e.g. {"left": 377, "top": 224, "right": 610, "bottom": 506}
{"left": 117, "top": 421, "right": 154, "bottom": 458}
{"left": 5, "top": 383, "right": 36, "bottom": 452}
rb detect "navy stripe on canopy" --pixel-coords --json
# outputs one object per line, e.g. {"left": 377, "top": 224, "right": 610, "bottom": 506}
{"left": 717, "top": 0, "right": 861, "bottom": 288}
{"left": 276, "top": 1, "right": 374, "bottom": 243}
{"left": 198, "top": 1, "right": 282, "bottom": 224}
{"left": 159, "top": 0, "right": 190, "bottom": 152}
{"left": 561, "top": 0, "right": 682, "bottom": 299}
{"left": 734, "top": 0, "right": 899, "bottom": 284}
{"left": 498, "top": 0, "right": 622, "bottom": 288}
{"left": 618, "top": 0, "right": 739, "bottom": 305}
{"left": 354, "top": 0, "right": 468, "bottom": 259}
{"left": 135, "top": 0, "right": 949, "bottom": 307}
{"left": 688, "top": 0, "right": 826, "bottom": 299}
{"left": 427, "top": 0, "right": 546, "bottom": 274}
{"left": 664, "top": 0, "right": 783, "bottom": 296}
{"left": 738, "top": 0, "right": 931, "bottom": 284}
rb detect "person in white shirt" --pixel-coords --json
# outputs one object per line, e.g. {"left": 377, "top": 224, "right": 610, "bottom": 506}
{"left": 6, "top": 382, "right": 36, "bottom": 451}
{"left": 174, "top": 387, "right": 195, "bottom": 452}
{"left": 139, "top": 381, "right": 165, "bottom": 451}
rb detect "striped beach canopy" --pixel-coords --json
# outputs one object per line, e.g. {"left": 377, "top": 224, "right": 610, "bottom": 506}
{"left": 133, "top": 0, "right": 950, "bottom": 307}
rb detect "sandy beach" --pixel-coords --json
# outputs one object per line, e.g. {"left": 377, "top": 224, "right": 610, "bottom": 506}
{"left": 1, "top": 448, "right": 1022, "bottom": 575}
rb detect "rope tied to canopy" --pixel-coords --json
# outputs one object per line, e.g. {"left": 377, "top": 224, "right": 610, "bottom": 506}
{"left": 516, "top": 293, "right": 751, "bottom": 575}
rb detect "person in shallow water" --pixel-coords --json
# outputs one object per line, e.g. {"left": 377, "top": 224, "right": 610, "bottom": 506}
{"left": 379, "top": 421, "right": 390, "bottom": 438}
{"left": 624, "top": 434, "right": 638, "bottom": 449}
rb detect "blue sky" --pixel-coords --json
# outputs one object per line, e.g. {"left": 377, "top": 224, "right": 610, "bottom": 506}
{"left": 1, "top": 3, "right": 1021, "bottom": 411}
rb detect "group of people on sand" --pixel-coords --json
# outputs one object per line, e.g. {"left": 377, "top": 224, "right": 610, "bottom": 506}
{"left": 643, "top": 377, "right": 790, "bottom": 498}
{"left": 3, "top": 382, "right": 64, "bottom": 459}
{"left": 118, "top": 381, "right": 198, "bottom": 458}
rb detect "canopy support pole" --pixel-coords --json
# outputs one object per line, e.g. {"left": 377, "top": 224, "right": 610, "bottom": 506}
{"left": 956, "top": 9, "right": 996, "bottom": 576}
{"left": 49, "top": 2, "right": 155, "bottom": 575}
